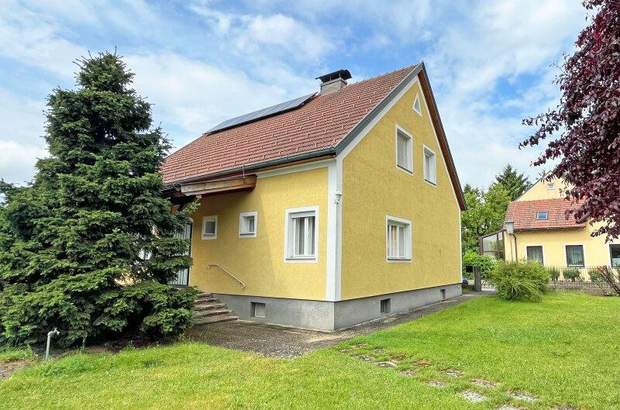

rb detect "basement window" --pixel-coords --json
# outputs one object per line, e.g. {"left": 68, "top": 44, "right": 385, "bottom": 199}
{"left": 239, "top": 211, "right": 257, "bottom": 238}
{"left": 380, "top": 298, "right": 391, "bottom": 314}
{"left": 251, "top": 302, "right": 266, "bottom": 318}
{"left": 202, "top": 215, "right": 218, "bottom": 240}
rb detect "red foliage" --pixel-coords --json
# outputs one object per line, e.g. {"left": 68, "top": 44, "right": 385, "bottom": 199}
{"left": 521, "top": 0, "right": 620, "bottom": 239}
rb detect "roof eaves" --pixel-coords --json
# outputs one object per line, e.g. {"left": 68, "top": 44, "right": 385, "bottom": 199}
{"left": 164, "top": 147, "right": 336, "bottom": 188}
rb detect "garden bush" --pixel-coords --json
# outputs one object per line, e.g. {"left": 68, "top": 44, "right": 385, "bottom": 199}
{"left": 562, "top": 268, "right": 582, "bottom": 282}
{"left": 490, "top": 261, "right": 549, "bottom": 302}
{"left": 462, "top": 250, "right": 496, "bottom": 279}
{"left": 547, "top": 267, "right": 560, "bottom": 282}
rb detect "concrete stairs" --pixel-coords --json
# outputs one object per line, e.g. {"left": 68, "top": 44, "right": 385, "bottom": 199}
{"left": 192, "top": 292, "right": 238, "bottom": 326}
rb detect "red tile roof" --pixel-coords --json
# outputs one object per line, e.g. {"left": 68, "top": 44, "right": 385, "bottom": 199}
{"left": 505, "top": 198, "right": 585, "bottom": 231}
{"left": 162, "top": 65, "right": 414, "bottom": 184}
{"left": 161, "top": 63, "right": 466, "bottom": 210}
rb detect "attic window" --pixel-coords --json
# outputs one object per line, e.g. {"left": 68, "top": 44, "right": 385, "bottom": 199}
{"left": 536, "top": 211, "right": 548, "bottom": 220}
{"left": 413, "top": 94, "right": 421, "bottom": 115}
{"left": 546, "top": 182, "right": 555, "bottom": 191}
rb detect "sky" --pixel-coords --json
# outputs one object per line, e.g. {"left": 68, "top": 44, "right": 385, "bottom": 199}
{"left": 0, "top": 0, "right": 590, "bottom": 188}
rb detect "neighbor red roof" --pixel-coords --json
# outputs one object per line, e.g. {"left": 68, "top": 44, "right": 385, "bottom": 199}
{"left": 505, "top": 198, "right": 585, "bottom": 231}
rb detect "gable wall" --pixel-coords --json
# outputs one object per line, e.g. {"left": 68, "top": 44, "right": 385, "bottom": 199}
{"left": 339, "top": 77, "right": 462, "bottom": 300}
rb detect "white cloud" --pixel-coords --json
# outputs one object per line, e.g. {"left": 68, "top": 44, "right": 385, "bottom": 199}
{"left": 423, "top": 0, "right": 587, "bottom": 187}
{"left": 188, "top": 3, "right": 334, "bottom": 62}
{"left": 0, "top": 89, "right": 47, "bottom": 185}
{"left": 124, "top": 53, "right": 315, "bottom": 148}
{"left": 0, "top": 1, "right": 86, "bottom": 76}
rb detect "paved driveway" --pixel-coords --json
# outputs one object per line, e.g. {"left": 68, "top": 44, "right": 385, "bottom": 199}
{"left": 186, "top": 293, "right": 484, "bottom": 358}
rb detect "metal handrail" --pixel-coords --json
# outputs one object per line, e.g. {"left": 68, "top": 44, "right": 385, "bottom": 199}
{"left": 207, "top": 264, "right": 247, "bottom": 288}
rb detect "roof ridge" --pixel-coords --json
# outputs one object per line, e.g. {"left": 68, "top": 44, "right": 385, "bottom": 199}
{"left": 344, "top": 63, "right": 419, "bottom": 88}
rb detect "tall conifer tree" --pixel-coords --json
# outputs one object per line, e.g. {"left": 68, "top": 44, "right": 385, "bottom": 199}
{"left": 0, "top": 53, "right": 196, "bottom": 346}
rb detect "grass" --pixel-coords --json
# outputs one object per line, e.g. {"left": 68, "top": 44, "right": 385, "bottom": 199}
{"left": 1, "top": 292, "right": 619, "bottom": 409}
{"left": 0, "top": 347, "right": 33, "bottom": 363}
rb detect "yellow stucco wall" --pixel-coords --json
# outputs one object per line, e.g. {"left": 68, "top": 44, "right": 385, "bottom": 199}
{"left": 188, "top": 166, "right": 328, "bottom": 300}
{"left": 340, "top": 78, "right": 462, "bottom": 300}
{"left": 518, "top": 177, "right": 566, "bottom": 201}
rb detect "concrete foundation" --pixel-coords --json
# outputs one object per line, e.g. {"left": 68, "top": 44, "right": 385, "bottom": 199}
{"left": 216, "top": 283, "right": 462, "bottom": 331}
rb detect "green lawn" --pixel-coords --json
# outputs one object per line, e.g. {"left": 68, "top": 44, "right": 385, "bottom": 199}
{"left": 1, "top": 293, "right": 619, "bottom": 409}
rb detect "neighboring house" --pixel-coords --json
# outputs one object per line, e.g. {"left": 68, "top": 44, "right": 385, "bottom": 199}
{"left": 161, "top": 64, "right": 466, "bottom": 331}
{"left": 495, "top": 177, "right": 620, "bottom": 278}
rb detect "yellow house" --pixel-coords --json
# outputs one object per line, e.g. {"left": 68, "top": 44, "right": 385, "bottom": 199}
{"left": 501, "top": 177, "right": 620, "bottom": 279}
{"left": 161, "top": 64, "right": 466, "bottom": 330}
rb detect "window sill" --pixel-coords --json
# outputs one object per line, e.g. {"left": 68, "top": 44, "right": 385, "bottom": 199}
{"left": 239, "top": 233, "right": 257, "bottom": 238}
{"left": 285, "top": 256, "right": 318, "bottom": 264}
{"left": 202, "top": 235, "right": 217, "bottom": 240}
{"left": 424, "top": 178, "right": 437, "bottom": 187}
{"left": 387, "top": 257, "right": 412, "bottom": 263}
{"left": 397, "top": 165, "right": 414, "bottom": 175}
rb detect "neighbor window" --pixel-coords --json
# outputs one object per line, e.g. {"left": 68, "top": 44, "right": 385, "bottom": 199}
{"left": 535, "top": 211, "right": 548, "bottom": 220}
{"left": 201, "top": 215, "right": 218, "bottom": 240}
{"left": 565, "top": 245, "right": 585, "bottom": 267}
{"left": 526, "top": 246, "right": 544, "bottom": 265}
{"left": 546, "top": 182, "right": 555, "bottom": 191}
{"left": 396, "top": 127, "right": 413, "bottom": 173}
{"left": 423, "top": 146, "right": 437, "bottom": 184}
{"left": 286, "top": 208, "right": 318, "bottom": 261}
{"left": 239, "top": 211, "right": 257, "bottom": 237}
{"left": 610, "top": 244, "right": 620, "bottom": 267}
{"left": 412, "top": 94, "right": 421, "bottom": 115}
{"left": 386, "top": 217, "right": 412, "bottom": 261}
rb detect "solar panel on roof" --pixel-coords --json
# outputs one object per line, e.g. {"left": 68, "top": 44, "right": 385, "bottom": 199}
{"left": 208, "top": 93, "right": 316, "bottom": 134}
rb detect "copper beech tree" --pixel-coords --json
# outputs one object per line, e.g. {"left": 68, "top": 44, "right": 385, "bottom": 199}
{"left": 521, "top": 0, "right": 620, "bottom": 240}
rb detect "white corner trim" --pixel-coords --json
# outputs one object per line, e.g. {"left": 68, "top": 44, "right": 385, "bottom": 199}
{"left": 325, "top": 161, "right": 339, "bottom": 301}
{"left": 385, "top": 215, "right": 413, "bottom": 263}
{"left": 395, "top": 124, "right": 414, "bottom": 175}
{"left": 284, "top": 206, "right": 319, "bottom": 264}
{"left": 238, "top": 211, "right": 258, "bottom": 238}
{"left": 201, "top": 215, "right": 218, "bottom": 240}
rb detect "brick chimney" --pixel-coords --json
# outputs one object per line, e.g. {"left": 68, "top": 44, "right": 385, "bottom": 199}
{"left": 316, "top": 69, "right": 352, "bottom": 95}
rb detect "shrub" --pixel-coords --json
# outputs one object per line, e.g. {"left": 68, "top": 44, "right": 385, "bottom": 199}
{"left": 490, "top": 261, "right": 549, "bottom": 302}
{"left": 547, "top": 267, "right": 560, "bottom": 282}
{"left": 562, "top": 268, "right": 582, "bottom": 282}
{"left": 589, "top": 266, "right": 620, "bottom": 295}
{"left": 462, "top": 250, "right": 496, "bottom": 279}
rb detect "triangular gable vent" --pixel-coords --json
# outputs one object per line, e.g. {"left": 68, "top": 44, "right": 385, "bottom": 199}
{"left": 413, "top": 94, "right": 421, "bottom": 115}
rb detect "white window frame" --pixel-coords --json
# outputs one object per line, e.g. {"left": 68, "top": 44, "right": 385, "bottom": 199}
{"left": 386, "top": 215, "right": 412, "bottom": 262}
{"left": 395, "top": 125, "right": 413, "bottom": 174}
{"left": 412, "top": 93, "right": 422, "bottom": 115}
{"left": 564, "top": 244, "right": 586, "bottom": 267}
{"left": 284, "top": 206, "right": 319, "bottom": 263}
{"left": 201, "top": 215, "right": 218, "bottom": 240}
{"left": 525, "top": 244, "right": 545, "bottom": 265}
{"left": 535, "top": 211, "right": 549, "bottom": 220}
{"left": 239, "top": 211, "right": 258, "bottom": 238}
{"left": 423, "top": 145, "right": 437, "bottom": 185}
{"left": 609, "top": 243, "right": 620, "bottom": 268}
